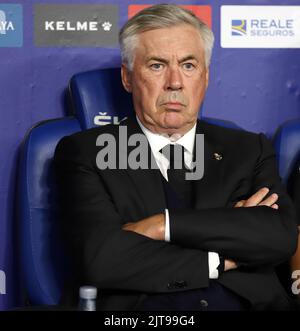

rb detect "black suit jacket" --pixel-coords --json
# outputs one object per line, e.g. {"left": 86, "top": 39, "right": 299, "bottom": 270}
{"left": 288, "top": 164, "right": 300, "bottom": 226}
{"left": 54, "top": 116, "right": 298, "bottom": 310}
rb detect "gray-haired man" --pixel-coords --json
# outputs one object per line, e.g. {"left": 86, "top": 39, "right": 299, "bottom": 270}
{"left": 55, "top": 4, "right": 298, "bottom": 310}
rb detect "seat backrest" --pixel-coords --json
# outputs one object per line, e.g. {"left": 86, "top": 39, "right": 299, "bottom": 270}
{"left": 18, "top": 117, "right": 81, "bottom": 305}
{"left": 69, "top": 67, "right": 241, "bottom": 131}
{"left": 273, "top": 119, "right": 300, "bottom": 183}
{"left": 69, "top": 67, "right": 134, "bottom": 130}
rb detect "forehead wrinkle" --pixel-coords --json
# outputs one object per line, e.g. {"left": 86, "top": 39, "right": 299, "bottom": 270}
{"left": 134, "top": 25, "right": 206, "bottom": 67}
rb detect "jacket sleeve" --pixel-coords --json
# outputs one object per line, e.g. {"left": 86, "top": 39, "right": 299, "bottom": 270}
{"left": 169, "top": 134, "right": 298, "bottom": 267}
{"left": 54, "top": 134, "right": 210, "bottom": 293}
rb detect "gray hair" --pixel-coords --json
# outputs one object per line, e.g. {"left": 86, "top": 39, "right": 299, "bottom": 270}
{"left": 119, "top": 4, "right": 214, "bottom": 70}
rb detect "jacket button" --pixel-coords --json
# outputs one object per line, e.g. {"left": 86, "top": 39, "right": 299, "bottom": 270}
{"left": 174, "top": 281, "right": 187, "bottom": 288}
{"left": 200, "top": 299, "right": 208, "bottom": 308}
{"left": 167, "top": 283, "right": 174, "bottom": 290}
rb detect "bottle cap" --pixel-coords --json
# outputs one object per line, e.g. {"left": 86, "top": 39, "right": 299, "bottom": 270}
{"left": 79, "top": 286, "right": 97, "bottom": 300}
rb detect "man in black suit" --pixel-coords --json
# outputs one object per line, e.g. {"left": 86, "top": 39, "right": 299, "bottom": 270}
{"left": 54, "top": 4, "right": 298, "bottom": 310}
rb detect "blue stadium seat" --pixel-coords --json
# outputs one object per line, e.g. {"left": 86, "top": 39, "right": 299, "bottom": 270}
{"left": 273, "top": 118, "right": 300, "bottom": 183}
{"left": 18, "top": 117, "right": 81, "bottom": 305}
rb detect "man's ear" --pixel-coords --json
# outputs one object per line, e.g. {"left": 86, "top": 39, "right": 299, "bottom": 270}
{"left": 205, "top": 68, "right": 209, "bottom": 89}
{"left": 121, "top": 64, "right": 132, "bottom": 93}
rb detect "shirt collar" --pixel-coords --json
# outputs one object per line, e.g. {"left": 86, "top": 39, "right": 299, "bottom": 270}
{"left": 136, "top": 115, "right": 196, "bottom": 155}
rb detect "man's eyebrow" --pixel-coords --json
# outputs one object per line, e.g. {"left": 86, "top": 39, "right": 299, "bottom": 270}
{"left": 145, "top": 55, "right": 199, "bottom": 63}
{"left": 178, "top": 55, "right": 199, "bottom": 63}
{"left": 146, "top": 56, "right": 169, "bottom": 64}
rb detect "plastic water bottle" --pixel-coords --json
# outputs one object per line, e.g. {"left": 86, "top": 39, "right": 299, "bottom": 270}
{"left": 78, "top": 286, "right": 97, "bottom": 311}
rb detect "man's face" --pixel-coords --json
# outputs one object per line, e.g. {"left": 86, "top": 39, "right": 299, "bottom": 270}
{"left": 121, "top": 24, "right": 209, "bottom": 135}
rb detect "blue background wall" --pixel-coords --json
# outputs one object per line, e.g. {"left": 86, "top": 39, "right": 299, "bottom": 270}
{"left": 0, "top": 0, "right": 300, "bottom": 310}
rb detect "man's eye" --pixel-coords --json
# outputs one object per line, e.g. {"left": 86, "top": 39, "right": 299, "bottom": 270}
{"left": 182, "top": 63, "right": 195, "bottom": 70}
{"left": 150, "top": 63, "right": 164, "bottom": 70}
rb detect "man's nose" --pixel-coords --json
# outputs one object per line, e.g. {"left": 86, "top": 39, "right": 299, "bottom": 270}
{"left": 165, "top": 66, "right": 183, "bottom": 90}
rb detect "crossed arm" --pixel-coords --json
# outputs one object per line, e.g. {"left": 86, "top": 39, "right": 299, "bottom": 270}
{"left": 123, "top": 132, "right": 298, "bottom": 269}
{"left": 123, "top": 187, "right": 280, "bottom": 272}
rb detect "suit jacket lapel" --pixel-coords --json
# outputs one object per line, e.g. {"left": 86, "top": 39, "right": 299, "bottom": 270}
{"left": 193, "top": 120, "right": 225, "bottom": 209}
{"left": 123, "top": 117, "right": 166, "bottom": 216}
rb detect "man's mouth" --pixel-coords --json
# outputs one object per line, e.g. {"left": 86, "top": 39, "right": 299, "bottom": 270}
{"left": 163, "top": 102, "right": 185, "bottom": 110}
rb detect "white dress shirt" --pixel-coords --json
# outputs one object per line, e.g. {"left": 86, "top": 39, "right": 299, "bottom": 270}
{"left": 136, "top": 116, "right": 220, "bottom": 279}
